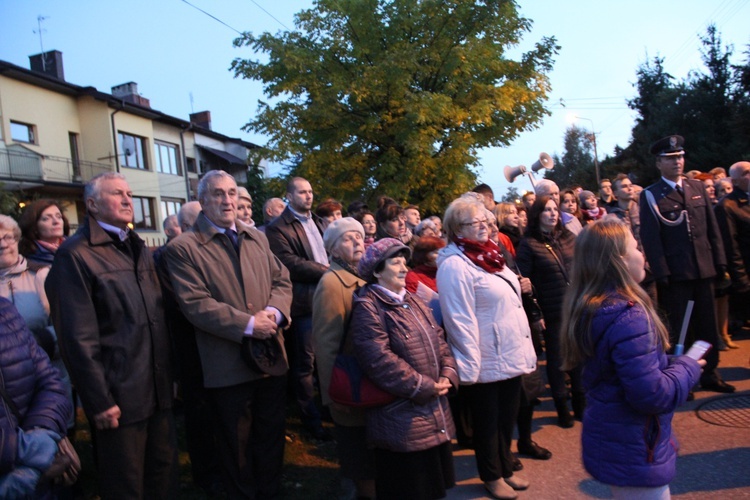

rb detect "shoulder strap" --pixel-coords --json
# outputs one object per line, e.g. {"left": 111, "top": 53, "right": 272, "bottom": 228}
{"left": 339, "top": 286, "right": 388, "bottom": 353}
{"left": 644, "top": 188, "right": 688, "bottom": 227}
{"left": 544, "top": 241, "right": 570, "bottom": 285}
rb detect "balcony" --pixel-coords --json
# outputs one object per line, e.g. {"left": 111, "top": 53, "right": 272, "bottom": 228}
{"left": 0, "top": 148, "right": 111, "bottom": 185}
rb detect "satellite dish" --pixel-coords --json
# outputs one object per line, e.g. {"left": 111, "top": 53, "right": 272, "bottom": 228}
{"left": 121, "top": 135, "right": 135, "bottom": 157}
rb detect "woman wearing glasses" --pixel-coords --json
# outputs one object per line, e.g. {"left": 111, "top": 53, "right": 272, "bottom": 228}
{"left": 437, "top": 196, "right": 537, "bottom": 499}
{"left": 516, "top": 196, "right": 583, "bottom": 428}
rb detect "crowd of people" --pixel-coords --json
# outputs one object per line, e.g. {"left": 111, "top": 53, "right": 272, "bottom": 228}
{"left": 0, "top": 134, "right": 747, "bottom": 499}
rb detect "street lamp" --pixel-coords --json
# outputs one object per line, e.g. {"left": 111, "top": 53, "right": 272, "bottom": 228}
{"left": 568, "top": 115, "right": 601, "bottom": 187}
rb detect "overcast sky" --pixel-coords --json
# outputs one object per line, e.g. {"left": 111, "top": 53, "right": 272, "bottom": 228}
{"left": 1, "top": 0, "right": 748, "bottom": 198}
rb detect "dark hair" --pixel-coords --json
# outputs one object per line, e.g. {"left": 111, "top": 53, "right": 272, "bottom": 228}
{"left": 411, "top": 236, "right": 446, "bottom": 267}
{"left": 376, "top": 195, "right": 397, "bottom": 210}
{"left": 18, "top": 199, "right": 70, "bottom": 256}
{"left": 314, "top": 198, "right": 343, "bottom": 218}
{"left": 375, "top": 203, "right": 403, "bottom": 225}
{"left": 612, "top": 173, "right": 630, "bottom": 191}
{"left": 472, "top": 183, "right": 494, "bottom": 197}
{"left": 526, "top": 195, "right": 562, "bottom": 238}
{"left": 347, "top": 200, "right": 369, "bottom": 217}
{"left": 354, "top": 209, "right": 375, "bottom": 232}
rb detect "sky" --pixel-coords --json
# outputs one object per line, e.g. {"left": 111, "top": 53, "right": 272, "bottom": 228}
{"left": 1, "top": 0, "right": 748, "bottom": 200}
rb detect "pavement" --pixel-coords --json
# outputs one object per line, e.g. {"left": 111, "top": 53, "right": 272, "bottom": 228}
{"left": 446, "top": 328, "right": 750, "bottom": 499}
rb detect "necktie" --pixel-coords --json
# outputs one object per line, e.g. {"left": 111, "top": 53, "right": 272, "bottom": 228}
{"left": 225, "top": 228, "right": 239, "bottom": 253}
{"left": 675, "top": 184, "right": 684, "bottom": 201}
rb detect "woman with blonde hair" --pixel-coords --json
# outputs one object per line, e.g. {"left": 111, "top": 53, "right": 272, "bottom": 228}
{"left": 494, "top": 202, "right": 522, "bottom": 249}
{"left": 560, "top": 218, "right": 703, "bottom": 499}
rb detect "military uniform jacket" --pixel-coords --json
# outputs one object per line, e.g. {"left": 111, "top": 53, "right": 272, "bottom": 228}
{"left": 639, "top": 178, "right": 726, "bottom": 282}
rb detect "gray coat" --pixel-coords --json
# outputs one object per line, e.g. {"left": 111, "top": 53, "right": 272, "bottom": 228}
{"left": 165, "top": 213, "right": 292, "bottom": 388}
{"left": 349, "top": 285, "right": 457, "bottom": 453}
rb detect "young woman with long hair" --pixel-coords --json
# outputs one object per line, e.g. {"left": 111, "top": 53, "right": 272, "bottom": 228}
{"left": 560, "top": 218, "right": 703, "bottom": 499}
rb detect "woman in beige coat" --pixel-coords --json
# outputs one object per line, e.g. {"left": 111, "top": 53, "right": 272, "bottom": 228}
{"left": 311, "top": 218, "right": 373, "bottom": 499}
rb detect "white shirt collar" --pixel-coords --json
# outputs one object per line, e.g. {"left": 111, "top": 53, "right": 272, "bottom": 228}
{"left": 96, "top": 220, "right": 129, "bottom": 241}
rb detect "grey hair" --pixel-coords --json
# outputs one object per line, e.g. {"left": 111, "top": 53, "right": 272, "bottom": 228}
{"left": 534, "top": 179, "right": 558, "bottom": 197}
{"left": 197, "top": 170, "right": 236, "bottom": 204}
{"left": 162, "top": 214, "right": 179, "bottom": 231}
{"left": 0, "top": 214, "right": 21, "bottom": 241}
{"left": 84, "top": 172, "right": 128, "bottom": 202}
{"left": 443, "top": 195, "right": 484, "bottom": 241}
{"left": 178, "top": 201, "right": 202, "bottom": 230}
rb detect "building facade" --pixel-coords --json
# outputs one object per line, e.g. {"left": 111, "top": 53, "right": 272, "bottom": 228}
{"left": 0, "top": 50, "right": 262, "bottom": 245}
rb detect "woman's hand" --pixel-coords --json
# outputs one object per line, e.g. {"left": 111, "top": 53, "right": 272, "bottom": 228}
{"left": 434, "top": 377, "right": 452, "bottom": 397}
{"left": 518, "top": 276, "right": 533, "bottom": 295}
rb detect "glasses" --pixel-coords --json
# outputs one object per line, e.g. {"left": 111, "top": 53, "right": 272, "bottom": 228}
{"left": 460, "top": 219, "right": 488, "bottom": 228}
{"left": 0, "top": 234, "right": 18, "bottom": 244}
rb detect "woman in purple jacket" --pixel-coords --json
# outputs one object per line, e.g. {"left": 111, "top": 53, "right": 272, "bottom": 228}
{"left": 560, "top": 219, "right": 703, "bottom": 499}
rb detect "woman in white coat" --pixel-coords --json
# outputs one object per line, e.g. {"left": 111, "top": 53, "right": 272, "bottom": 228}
{"left": 437, "top": 196, "right": 537, "bottom": 500}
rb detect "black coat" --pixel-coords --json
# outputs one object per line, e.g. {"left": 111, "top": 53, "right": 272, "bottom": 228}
{"left": 265, "top": 206, "right": 327, "bottom": 317}
{"left": 46, "top": 217, "right": 173, "bottom": 425}
{"left": 516, "top": 229, "right": 575, "bottom": 325}
{"left": 639, "top": 179, "right": 726, "bottom": 282}
{"left": 715, "top": 189, "right": 750, "bottom": 292}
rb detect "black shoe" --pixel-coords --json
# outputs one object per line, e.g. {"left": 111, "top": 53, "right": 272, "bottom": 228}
{"left": 686, "top": 391, "right": 695, "bottom": 401}
{"left": 512, "top": 457, "right": 524, "bottom": 471}
{"left": 517, "top": 440, "right": 552, "bottom": 460}
{"left": 702, "top": 380, "right": 736, "bottom": 393}
{"left": 554, "top": 399, "right": 574, "bottom": 428}
{"left": 307, "top": 425, "right": 335, "bottom": 442}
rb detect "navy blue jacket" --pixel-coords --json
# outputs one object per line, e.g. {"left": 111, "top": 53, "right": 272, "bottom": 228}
{"left": 581, "top": 296, "right": 701, "bottom": 487}
{"left": 0, "top": 297, "right": 71, "bottom": 474}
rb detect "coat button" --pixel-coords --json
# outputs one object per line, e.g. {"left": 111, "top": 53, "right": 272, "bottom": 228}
{"left": 440, "top": 429, "right": 446, "bottom": 433}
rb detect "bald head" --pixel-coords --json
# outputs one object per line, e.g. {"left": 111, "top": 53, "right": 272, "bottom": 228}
{"left": 178, "top": 201, "right": 202, "bottom": 232}
{"left": 729, "top": 161, "right": 750, "bottom": 192}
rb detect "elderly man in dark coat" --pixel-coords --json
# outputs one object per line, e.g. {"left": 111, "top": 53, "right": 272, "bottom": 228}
{"left": 166, "top": 170, "right": 292, "bottom": 499}
{"left": 46, "top": 172, "right": 177, "bottom": 499}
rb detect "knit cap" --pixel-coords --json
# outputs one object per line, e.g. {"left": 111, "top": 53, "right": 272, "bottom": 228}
{"left": 358, "top": 238, "right": 411, "bottom": 281}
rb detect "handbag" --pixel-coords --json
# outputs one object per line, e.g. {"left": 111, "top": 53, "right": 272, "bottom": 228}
{"left": 0, "top": 383, "right": 81, "bottom": 488}
{"left": 328, "top": 296, "right": 396, "bottom": 408}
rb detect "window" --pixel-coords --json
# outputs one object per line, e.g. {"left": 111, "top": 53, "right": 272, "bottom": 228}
{"left": 160, "top": 198, "right": 183, "bottom": 220}
{"left": 118, "top": 132, "right": 148, "bottom": 170}
{"left": 10, "top": 121, "right": 35, "bottom": 143}
{"left": 132, "top": 196, "right": 156, "bottom": 230}
{"left": 154, "top": 141, "right": 181, "bottom": 175}
{"left": 186, "top": 157, "right": 197, "bottom": 174}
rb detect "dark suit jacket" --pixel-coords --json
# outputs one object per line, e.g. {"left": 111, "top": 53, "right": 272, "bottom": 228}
{"left": 265, "top": 206, "right": 328, "bottom": 317}
{"left": 715, "top": 189, "right": 750, "bottom": 292}
{"left": 639, "top": 178, "right": 726, "bottom": 282}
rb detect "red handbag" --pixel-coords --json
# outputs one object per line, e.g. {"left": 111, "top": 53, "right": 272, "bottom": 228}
{"left": 329, "top": 353, "right": 395, "bottom": 408}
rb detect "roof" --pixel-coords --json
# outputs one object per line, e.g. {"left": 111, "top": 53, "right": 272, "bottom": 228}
{"left": 197, "top": 145, "right": 247, "bottom": 166}
{"left": 0, "top": 58, "right": 259, "bottom": 149}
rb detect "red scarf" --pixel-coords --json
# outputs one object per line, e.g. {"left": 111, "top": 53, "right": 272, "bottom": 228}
{"left": 453, "top": 237, "right": 506, "bottom": 274}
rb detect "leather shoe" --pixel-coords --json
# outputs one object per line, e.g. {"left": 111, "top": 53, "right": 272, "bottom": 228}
{"left": 517, "top": 440, "right": 552, "bottom": 460}
{"left": 484, "top": 479, "right": 518, "bottom": 499}
{"left": 702, "top": 380, "right": 736, "bottom": 393}
{"left": 504, "top": 475, "right": 530, "bottom": 491}
{"left": 512, "top": 456, "right": 523, "bottom": 471}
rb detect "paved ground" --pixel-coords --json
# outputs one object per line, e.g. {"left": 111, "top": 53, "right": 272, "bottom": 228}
{"left": 447, "top": 329, "right": 750, "bottom": 499}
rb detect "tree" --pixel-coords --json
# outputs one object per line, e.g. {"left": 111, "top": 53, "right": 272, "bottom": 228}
{"left": 545, "top": 126, "right": 597, "bottom": 189}
{"left": 231, "top": 0, "right": 559, "bottom": 213}
{"left": 501, "top": 186, "right": 521, "bottom": 203}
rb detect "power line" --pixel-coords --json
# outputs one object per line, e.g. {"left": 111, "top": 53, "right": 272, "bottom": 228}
{"left": 248, "top": 0, "right": 290, "bottom": 30}
{"left": 180, "top": 0, "right": 243, "bottom": 35}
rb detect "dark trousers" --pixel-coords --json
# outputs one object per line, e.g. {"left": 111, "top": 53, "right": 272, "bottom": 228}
{"left": 658, "top": 278, "right": 722, "bottom": 384}
{"left": 93, "top": 408, "right": 178, "bottom": 500}
{"left": 543, "top": 321, "right": 584, "bottom": 400}
{"left": 288, "top": 315, "right": 321, "bottom": 429}
{"left": 463, "top": 377, "right": 522, "bottom": 481}
{"left": 211, "top": 376, "right": 287, "bottom": 499}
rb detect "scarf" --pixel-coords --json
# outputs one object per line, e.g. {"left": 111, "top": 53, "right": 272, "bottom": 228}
{"left": 331, "top": 256, "right": 360, "bottom": 278}
{"left": 453, "top": 237, "right": 506, "bottom": 274}
{"left": 36, "top": 238, "right": 63, "bottom": 254}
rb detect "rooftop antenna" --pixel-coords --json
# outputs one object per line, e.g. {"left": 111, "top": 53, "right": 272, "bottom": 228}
{"left": 33, "top": 15, "right": 48, "bottom": 71}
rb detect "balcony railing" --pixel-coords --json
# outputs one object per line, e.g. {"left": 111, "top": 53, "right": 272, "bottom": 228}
{"left": 0, "top": 149, "right": 112, "bottom": 184}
